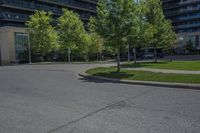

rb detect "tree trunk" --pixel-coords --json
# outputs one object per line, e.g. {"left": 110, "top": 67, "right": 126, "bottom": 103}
{"left": 99, "top": 52, "right": 102, "bottom": 61}
{"left": 170, "top": 47, "right": 173, "bottom": 62}
{"left": 41, "top": 52, "right": 45, "bottom": 62}
{"left": 97, "top": 53, "right": 99, "bottom": 61}
{"left": 117, "top": 48, "right": 120, "bottom": 72}
{"left": 154, "top": 45, "right": 157, "bottom": 63}
{"left": 41, "top": 56, "right": 45, "bottom": 62}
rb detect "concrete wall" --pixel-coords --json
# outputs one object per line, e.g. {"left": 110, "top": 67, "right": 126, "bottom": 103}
{"left": 0, "top": 26, "right": 26, "bottom": 65}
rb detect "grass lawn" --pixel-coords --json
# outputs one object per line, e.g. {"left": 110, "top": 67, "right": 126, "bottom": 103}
{"left": 122, "top": 61, "right": 200, "bottom": 71}
{"left": 86, "top": 67, "right": 200, "bottom": 84}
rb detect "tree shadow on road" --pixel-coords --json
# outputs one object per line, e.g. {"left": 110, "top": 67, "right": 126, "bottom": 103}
{"left": 78, "top": 75, "right": 200, "bottom": 91}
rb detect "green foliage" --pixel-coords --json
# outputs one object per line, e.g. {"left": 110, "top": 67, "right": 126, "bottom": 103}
{"left": 24, "top": 0, "right": 177, "bottom": 63}
{"left": 57, "top": 9, "right": 89, "bottom": 60}
{"left": 92, "top": 0, "right": 135, "bottom": 49}
{"left": 26, "top": 10, "right": 58, "bottom": 59}
{"left": 143, "top": 0, "right": 177, "bottom": 49}
{"left": 88, "top": 33, "right": 104, "bottom": 55}
{"left": 126, "top": 1, "right": 144, "bottom": 48}
{"left": 90, "top": 0, "right": 137, "bottom": 71}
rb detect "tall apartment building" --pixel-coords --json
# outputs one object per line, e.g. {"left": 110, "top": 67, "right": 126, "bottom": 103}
{"left": 162, "top": 0, "right": 200, "bottom": 53}
{"left": 0, "top": 0, "right": 97, "bottom": 65}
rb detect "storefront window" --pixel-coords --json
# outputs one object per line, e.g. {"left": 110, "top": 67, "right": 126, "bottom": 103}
{"left": 14, "top": 32, "right": 28, "bottom": 60}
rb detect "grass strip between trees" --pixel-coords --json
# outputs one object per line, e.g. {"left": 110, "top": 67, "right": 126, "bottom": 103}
{"left": 86, "top": 67, "right": 200, "bottom": 84}
{"left": 122, "top": 61, "right": 200, "bottom": 71}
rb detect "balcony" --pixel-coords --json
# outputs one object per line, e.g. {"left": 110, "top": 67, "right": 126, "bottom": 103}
{"left": 38, "top": 0, "right": 96, "bottom": 12}
{"left": 172, "top": 14, "right": 200, "bottom": 22}
{"left": 165, "top": 6, "right": 200, "bottom": 17}
{"left": 163, "top": 0, "right": 200, "bottom": 10}
{"left": 0, "top": 0, "right": 97, "bottom": 14}
{"left": 175, "top": 23, "right": 200, "bottom": 30}
{"left": 0, "top": 11, "right": 90, "bottom": 24}
{"left": 0, "top": 12, "right": 29, "bottom": 22}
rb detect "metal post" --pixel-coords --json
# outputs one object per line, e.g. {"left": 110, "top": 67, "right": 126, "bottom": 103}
{"left": 99, "top": 46, "right": 102, "bottom": 61}
{"left": 133, "top": 48, "right": 137, "bottom": 64}
{"left": 68, "top": 48, "right": 71, "bottom": 63}
{"left": 127, "top": 44, "right": 130, "bottom": 62}
{"left": 27, "top": 31, "right": 32, "bottom": 64}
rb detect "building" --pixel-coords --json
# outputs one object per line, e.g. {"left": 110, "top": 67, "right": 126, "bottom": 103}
{"left": 0, "top": 0, "right": 97, "bottom": 65}
{"left": 162, "top": 0, "right": 200, "bottom": 54}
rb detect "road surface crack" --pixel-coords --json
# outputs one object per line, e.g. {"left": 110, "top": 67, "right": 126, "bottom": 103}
{"left": 46, "top": 88, "right": 158, "bottom": 133}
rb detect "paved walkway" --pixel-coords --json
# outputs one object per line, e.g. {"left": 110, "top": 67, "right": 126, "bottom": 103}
{"left": 125, "top": 67, "right": 200, "bottom": 75}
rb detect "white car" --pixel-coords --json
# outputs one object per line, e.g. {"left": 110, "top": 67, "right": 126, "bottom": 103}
{"left": 144, "top": 53, "right": 154, "bottom": 59}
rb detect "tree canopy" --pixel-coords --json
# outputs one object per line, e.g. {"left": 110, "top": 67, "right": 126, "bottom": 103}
{"left": 26, "top": 10, "right": 58, "bottom": 60}
{"left": 57, "top": 9, "right": 90, "bottom": 61}
{"left": 25, "top": 0, "right": 177, "bottom": 64}
{"left": 143, "top": 0, "right": 176, "bottom": 62}
{"left": 90, "top": 0, "right": 137, "bottom": 72}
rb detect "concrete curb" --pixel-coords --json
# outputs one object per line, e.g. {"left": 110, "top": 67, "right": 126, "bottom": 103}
{"left": 79, "top": 71, "right": 200, "bottom": 90}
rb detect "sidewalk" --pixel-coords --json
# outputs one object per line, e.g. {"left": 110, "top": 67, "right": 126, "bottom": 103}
{"left": 125, "top": 67, "right": 200, "bottom": 75}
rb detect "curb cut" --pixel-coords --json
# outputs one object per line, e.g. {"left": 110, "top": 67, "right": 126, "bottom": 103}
{"left": 79, "top": 71, "right": 200, "bottom": 90}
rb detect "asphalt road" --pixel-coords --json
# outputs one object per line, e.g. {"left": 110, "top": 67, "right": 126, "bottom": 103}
{"left": 0, "top": 63, "right": 200, "bottom": 133}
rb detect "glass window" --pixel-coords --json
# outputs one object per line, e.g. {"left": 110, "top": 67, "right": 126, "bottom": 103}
{"left": 187, "top": 35, "right": 196, "bottom": 47}
{"left": 14, "top": 32, "right": 28, "bottom": 60}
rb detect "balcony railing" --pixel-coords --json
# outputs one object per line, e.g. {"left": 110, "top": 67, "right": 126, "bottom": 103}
{"left": 0, "top": 11, "right": 91, "bottom": 23}
{"left": 0, "top": 0, "right": 97, "bottom": 13}
{"left": 175, "top": 15, "right": 200, "bottom": 21}
{"left": 175, "top": 23, "right": 200, "bottom": 29}
{"left": 163, "top": 0, "right": 200, "bottom": 10}
{"left": 165, "top": 6, "right": 200, "bottom": 17}
{"left": 0, "top": 0, "right": 96, "bottom": 24}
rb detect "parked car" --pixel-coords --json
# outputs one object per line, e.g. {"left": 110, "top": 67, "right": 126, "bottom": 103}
{"left": 143, "top": 53, "right": 154, "bottom": 59}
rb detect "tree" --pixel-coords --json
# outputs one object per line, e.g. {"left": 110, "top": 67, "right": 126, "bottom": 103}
{"left": 87, "top": 33, "right": 104, "bottom": 61}
{"left": 127, "top": 0, "right": 152, "bottom": 64}
{"left": 161, "top": 20, "right": 177, "bottom": 62}
{"left": 88, "top": 20, "right": 104, "bottom": 61}
{"left": 144, "top": 0, "right": 176, "bottom": 63}
{"left": 90, "top": 0, "right": 135, "bottom": 72}
{"left": 26, "top": 10, "right": 58, "bottom": 61}
{"left": 57, "top": 9, "right": 88, "bottom": 62}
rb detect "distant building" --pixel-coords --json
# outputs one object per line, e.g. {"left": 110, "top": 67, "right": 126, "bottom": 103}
{"left": 162, "top": 0, "right": 200, "bottom": 54}
{"left": 0, "top": 0, "right": 97, "bottom": 65}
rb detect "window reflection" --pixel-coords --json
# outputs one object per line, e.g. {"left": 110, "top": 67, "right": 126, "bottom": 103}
{"left": 14, "top": 32, "right": 28, "bottom": 60}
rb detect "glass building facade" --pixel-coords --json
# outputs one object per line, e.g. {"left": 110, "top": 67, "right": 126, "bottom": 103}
{"left": 162, "top": 0, "right": 200, "bottom": 52}
{"left": 0, "top": 0, "right": 97, "bottom": 65}
{"left": 0, "top": 0, "right": 97, "bottom": 27}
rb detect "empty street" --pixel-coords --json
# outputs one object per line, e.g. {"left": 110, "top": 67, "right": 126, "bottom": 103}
{"left": 0, "top": 63, "right": 200, "bottom": 133}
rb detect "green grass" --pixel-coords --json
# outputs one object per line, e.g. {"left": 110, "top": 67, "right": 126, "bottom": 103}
{"left": 86, "top": 67, "right": 200, "bottom": 84}
{"left": 122, "top": 61, "right": 200, "bottom": 71}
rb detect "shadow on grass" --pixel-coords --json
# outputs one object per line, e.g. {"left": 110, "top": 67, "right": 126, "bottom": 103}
{"left": 78, "top": 71, "right": 135, "bottom": 84}
{"left": 121, "top": 61, "right": 169, "bottom": 68}
{"left": 79, "top": 74, "right": 200, "bottom": 90}
{"left": 92, "top": 71, "right": 135, "bottom": 80}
